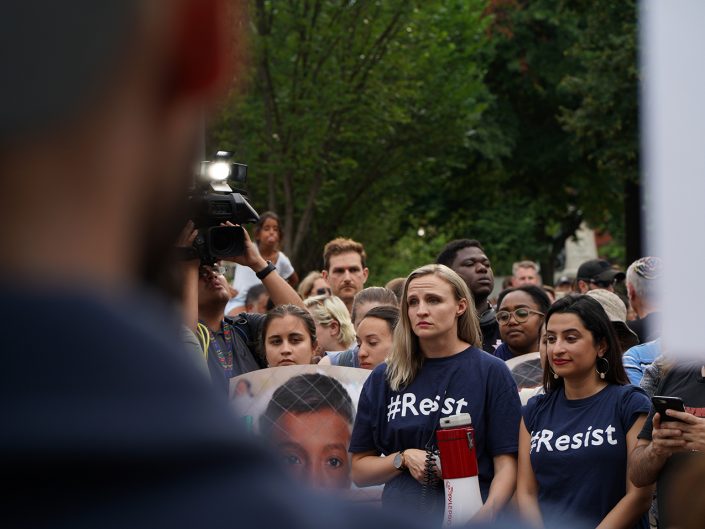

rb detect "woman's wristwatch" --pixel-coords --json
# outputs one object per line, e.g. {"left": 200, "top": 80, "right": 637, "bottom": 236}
{"left": 393, "top": 450, "right": 407, "bottom": 471}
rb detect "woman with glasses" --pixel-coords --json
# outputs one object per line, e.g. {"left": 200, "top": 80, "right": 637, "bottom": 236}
{"left": 516, "top": 295, "right": 652, "bottom": 529}
{"left": 350, "top": 264, "right": 520, "bottom": 520}
{"left": 493, "top": 286, "right": 551, "bottom": 361}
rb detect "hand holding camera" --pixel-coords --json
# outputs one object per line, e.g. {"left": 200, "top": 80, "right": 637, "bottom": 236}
{"left": 219, "top": 221, "right": 268, "bottom": 272}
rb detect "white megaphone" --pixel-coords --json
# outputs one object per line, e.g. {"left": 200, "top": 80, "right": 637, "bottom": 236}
{"left": 436, "top": 413, "right": 483, "bottom": 526}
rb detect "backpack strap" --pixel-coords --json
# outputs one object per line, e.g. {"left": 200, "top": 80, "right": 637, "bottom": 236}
{"left": 224, "top": 314, "right": 267, "bottom": 369}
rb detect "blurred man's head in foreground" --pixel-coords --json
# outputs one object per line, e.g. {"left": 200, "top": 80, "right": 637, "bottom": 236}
{"left": 0, "top": 0, "right": 240, "bottom": 289}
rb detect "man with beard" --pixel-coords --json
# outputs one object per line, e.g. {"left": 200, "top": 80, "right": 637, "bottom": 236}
{"left": 437, "top": 239, "right": 502, "bottom": 353}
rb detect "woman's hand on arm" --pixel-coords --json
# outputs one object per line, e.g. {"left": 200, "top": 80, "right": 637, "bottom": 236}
{"left": 516, "top": 418, "right": 543, "bottom": 528}
{"left": 402, "top": 448, "right": 436, "bottom": 484}
{"left": 597, "top": 415, "right": 654, "bottom": 529}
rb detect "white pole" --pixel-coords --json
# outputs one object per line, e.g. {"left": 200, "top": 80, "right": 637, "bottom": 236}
{"left": 642, "top": 0, "right": 705, "bottom": 361}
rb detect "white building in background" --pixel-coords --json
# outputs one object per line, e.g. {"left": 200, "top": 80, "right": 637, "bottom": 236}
{"left": 558, "top": 222, "right": 598, "bottom": 282}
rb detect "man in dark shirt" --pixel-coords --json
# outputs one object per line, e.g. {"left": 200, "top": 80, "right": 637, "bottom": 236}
{"left": 436, "top": 239, "right": 502, "bottom": 353}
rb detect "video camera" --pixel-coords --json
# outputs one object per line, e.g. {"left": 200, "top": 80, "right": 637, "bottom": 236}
{"left": 189, "top": 151, "right": 259, "bottom": 265}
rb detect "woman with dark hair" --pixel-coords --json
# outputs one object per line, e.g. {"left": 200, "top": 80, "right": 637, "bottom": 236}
{"left": 261, "top": 304, "right": 317, "bottom": 367}
{"left": 260, "top": 373, "right": 354, "bottom": 489}
{"left": 494, "top": 286, "right": 551, "bottom": 361}
{"left": 227, "top": 212, "right": 298, "bottom": 315}
{"left": 517, "top": 295, "right": 653, "bottom": 529}
{"left": 356, "top": 305, "right": 399, "bottom": 370}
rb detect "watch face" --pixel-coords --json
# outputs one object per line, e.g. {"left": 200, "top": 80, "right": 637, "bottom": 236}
{"left": 393, "top": 452, "right": 402, "bottom": 469}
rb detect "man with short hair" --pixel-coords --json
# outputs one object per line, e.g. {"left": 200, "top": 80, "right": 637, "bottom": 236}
{"left": 321, "top": 237, "right": 369, "bottom": 314}
{"left": 576, "top": 258, "right": 625, "bottom": 293}
{"left": 512, "top": 260, "right": 542, "bottom": 286}
{"left": 437, "top": 239, "right": 501, "bottom": 353}
{"left": 621, "top": 257, "right": 664, "bottom": 386}
{"left": 554, "top": 275, "right": 574, "bottom": 297}
{"left": 244, "top": 284, "right": 269, "bottom": 314}
{"left": 626, "top": 256, "right": 663, "bottom": 343}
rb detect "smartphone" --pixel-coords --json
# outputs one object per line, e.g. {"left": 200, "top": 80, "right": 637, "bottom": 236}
{"left": 652, "top": 395, "right": 686, "bottom": 422}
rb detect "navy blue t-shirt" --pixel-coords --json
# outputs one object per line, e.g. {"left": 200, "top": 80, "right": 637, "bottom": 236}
{"left": 493, "top": 342, "right": 513, "bottom": 361}
{"left": 523, "top": 384, "right": 651, "bottom": 529}
{"left": 350, "top": 346, "right": 521, "bottom": 508}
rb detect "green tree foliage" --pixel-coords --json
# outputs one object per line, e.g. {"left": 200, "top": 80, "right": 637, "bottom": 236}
{"left": 211, "top": 0, "right": 639, "bottom": 283}
{"left": 558, "top": 0, "right": 639, "bottom": 263}
{"left": 211, "top": 0, "right": 497, "bottom": 277}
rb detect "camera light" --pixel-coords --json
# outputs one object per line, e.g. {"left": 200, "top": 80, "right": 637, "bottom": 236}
{"left": 208, "top": 161, "right": 231, "bottom": 181}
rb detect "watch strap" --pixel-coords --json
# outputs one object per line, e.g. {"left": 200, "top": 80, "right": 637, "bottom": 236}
{"left": 255, "top": 260, "right": 276, "bottom": 280}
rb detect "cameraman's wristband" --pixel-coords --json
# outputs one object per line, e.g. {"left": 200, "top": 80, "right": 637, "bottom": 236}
{"left": 256, "top": 260, "right": 276, "bottom": 280}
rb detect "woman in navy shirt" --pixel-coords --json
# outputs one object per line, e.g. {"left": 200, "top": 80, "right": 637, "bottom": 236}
{"left": 517, "top": 295, "right": 653, "bottom": 528}
{"left": 350, "top": 264, "right": 521, "bottom": 520}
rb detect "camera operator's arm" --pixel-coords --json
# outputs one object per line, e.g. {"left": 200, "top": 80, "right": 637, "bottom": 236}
{"left": 224, "top": 223, "right": 305, "bottom": 309}
{"left": 178, "top": 222, "right": 199, "bottom": 332}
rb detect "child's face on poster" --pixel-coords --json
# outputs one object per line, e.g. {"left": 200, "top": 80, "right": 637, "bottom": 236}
{"left": 271, "top": 409, "right": 352, "bottom": 489}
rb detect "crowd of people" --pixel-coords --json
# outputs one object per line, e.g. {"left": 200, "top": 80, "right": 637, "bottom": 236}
{"left": 3, "top": 2, "right": 704, "bottom": 529}
{"left": 183, "top": 211, "right": 702, "bottom": 529}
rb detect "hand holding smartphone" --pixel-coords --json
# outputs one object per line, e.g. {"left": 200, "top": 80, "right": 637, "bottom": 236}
{"left": 652, "top": 395, "right": 686, "bottom": 423}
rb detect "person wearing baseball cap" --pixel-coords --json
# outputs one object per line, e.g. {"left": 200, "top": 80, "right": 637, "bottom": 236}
{"left": 576, "top": 259, "right": 626, "bottom": 294}
{"left": 585, "top": 289, "right": 639, "bottom": 353}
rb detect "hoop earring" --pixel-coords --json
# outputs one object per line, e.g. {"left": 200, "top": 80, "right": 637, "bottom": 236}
{"left": 596, "top": 356, "right": 609, "bottom": 380}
